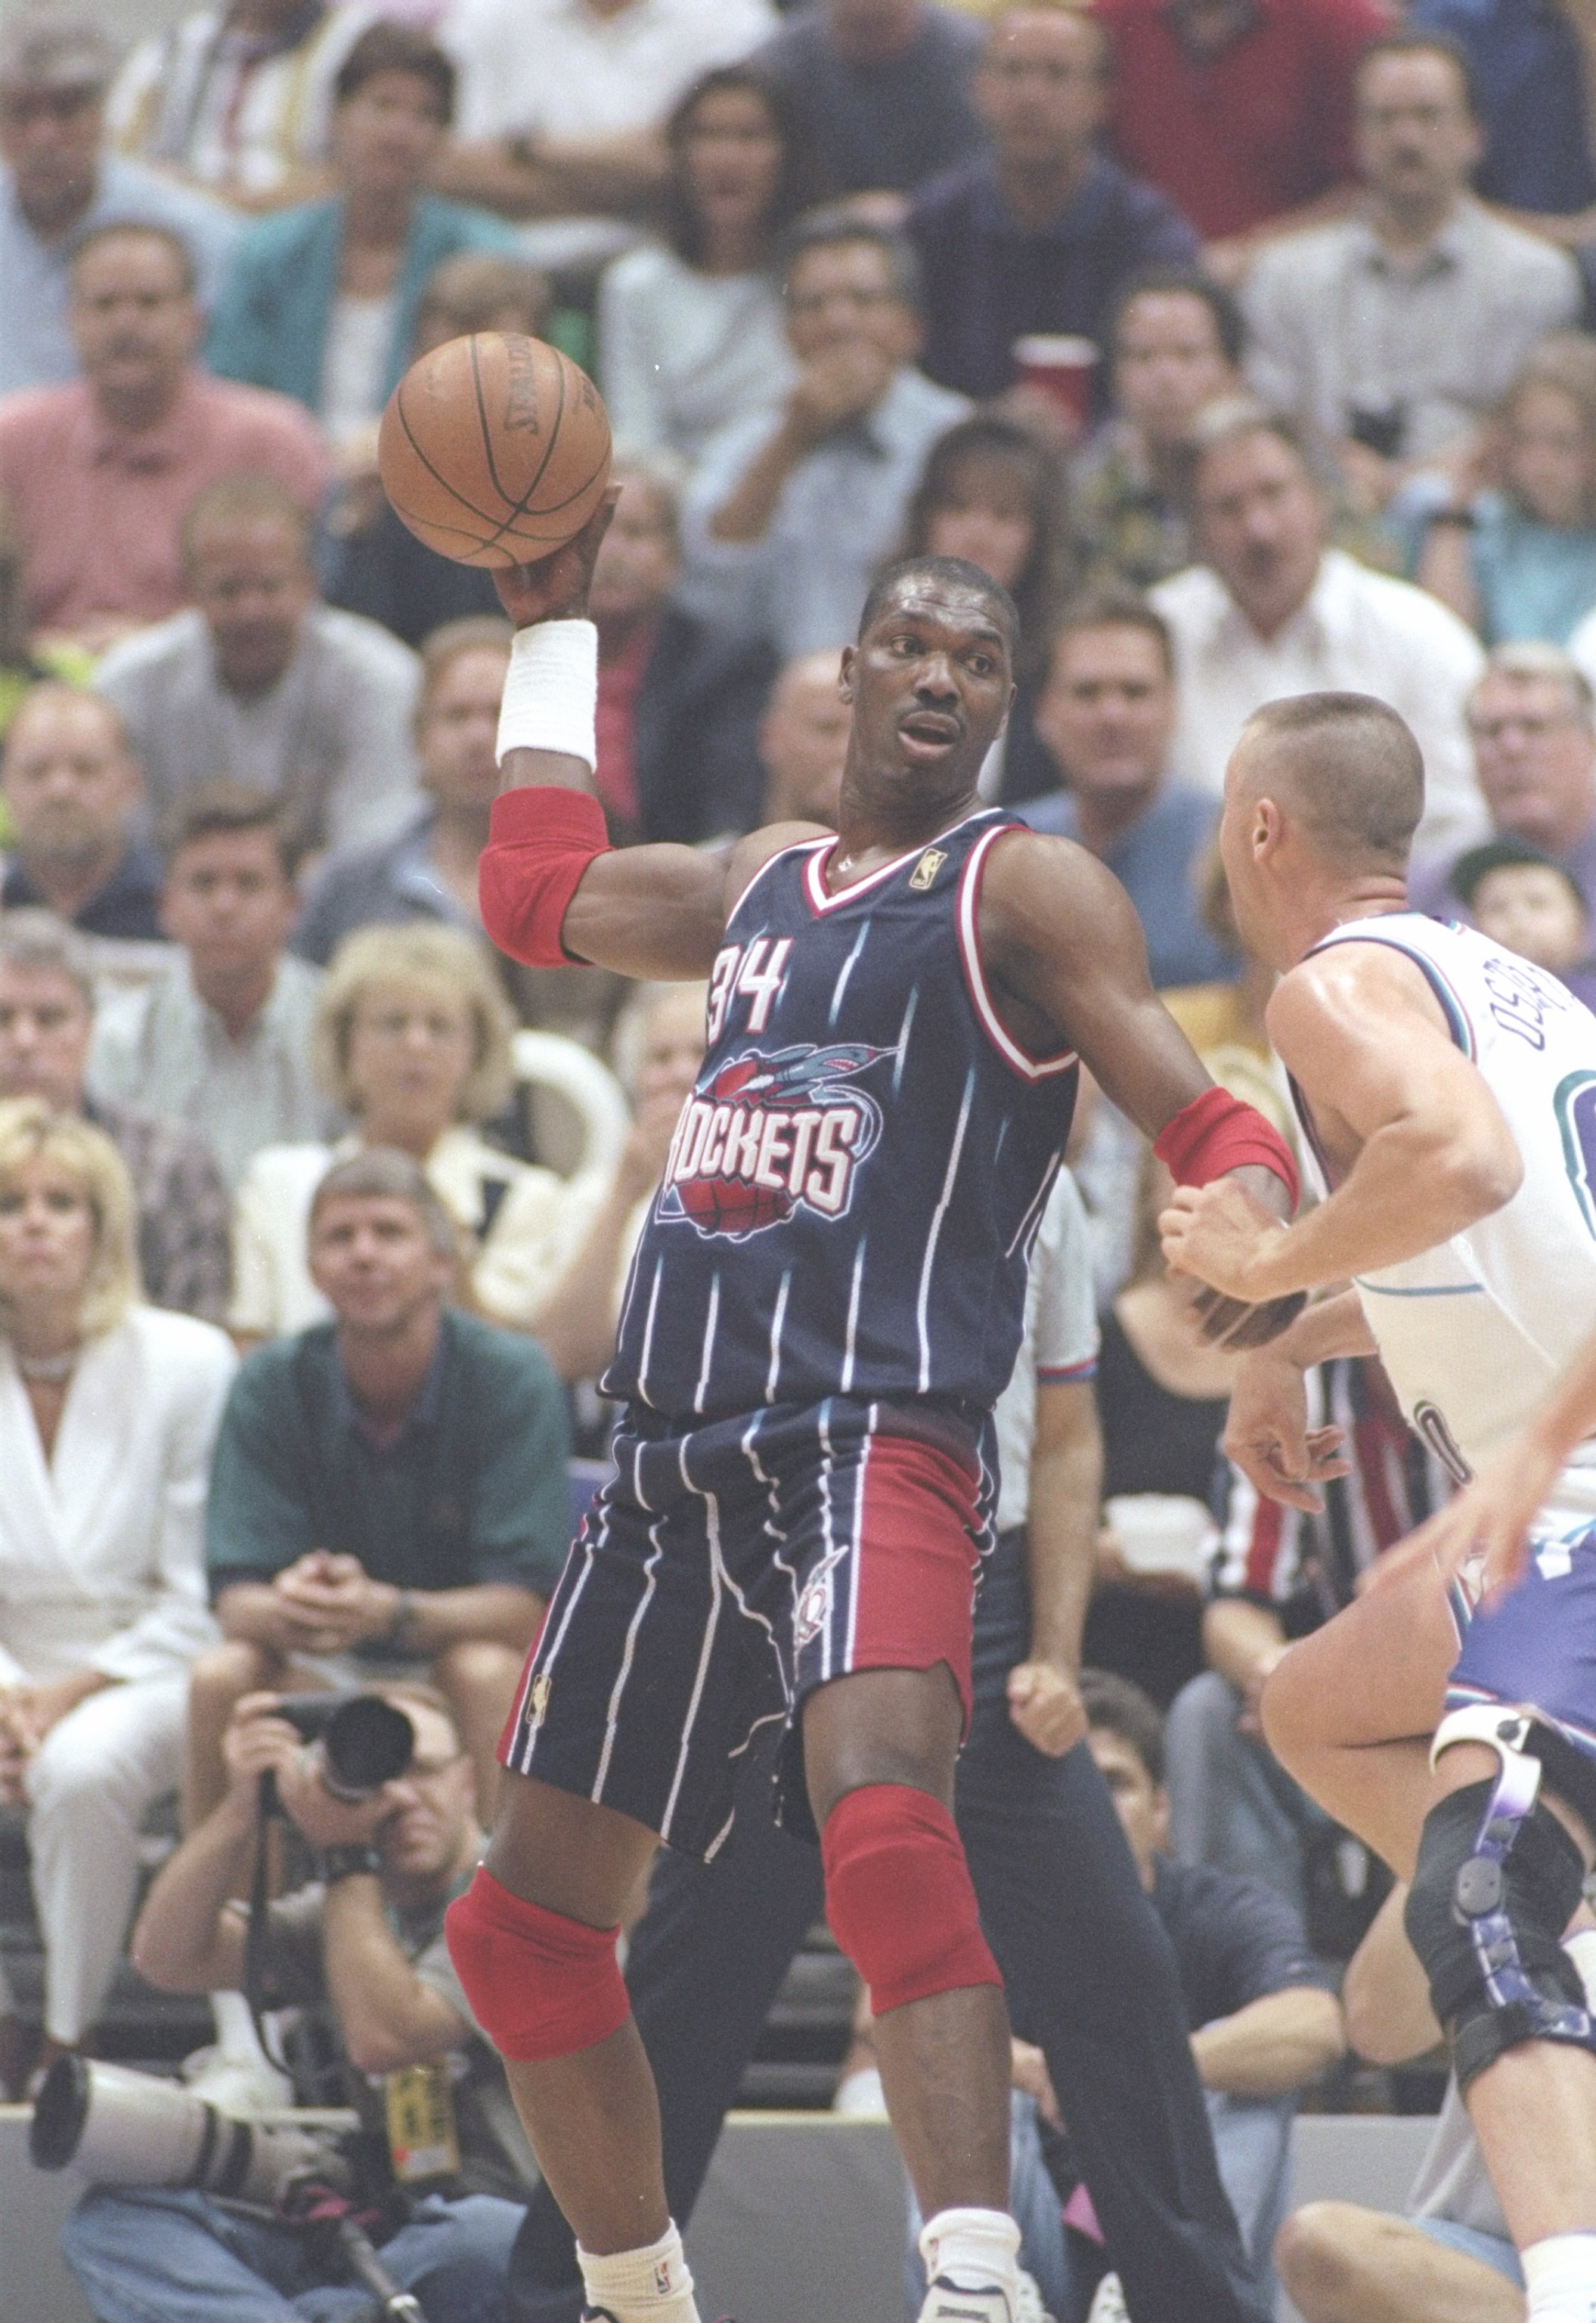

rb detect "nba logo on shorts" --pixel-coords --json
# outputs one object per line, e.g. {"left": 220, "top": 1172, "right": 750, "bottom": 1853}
{"left": 659, "top": 1042, "right": 891, "bottom": 1242}
{"left": 655, "top": 2259, "right": 674, "bottom": 2295}
{"left": 794, "top": 1572, "right": 832, "bottom": 1648}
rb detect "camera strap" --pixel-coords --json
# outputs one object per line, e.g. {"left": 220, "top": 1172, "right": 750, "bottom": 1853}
{"left": 243, "top": 1782, "right": 278, "bottom": 2057}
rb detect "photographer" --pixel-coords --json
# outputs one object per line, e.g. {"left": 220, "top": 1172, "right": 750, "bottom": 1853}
{"left": 61, "top": 1685, "right": 528, "bottom": 2323}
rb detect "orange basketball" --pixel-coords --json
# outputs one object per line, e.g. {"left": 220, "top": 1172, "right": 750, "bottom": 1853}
{"left": 377, "top": 332, "right": 612, "bottom": 569}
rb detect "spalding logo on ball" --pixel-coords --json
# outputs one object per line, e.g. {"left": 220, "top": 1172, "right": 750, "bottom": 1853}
{"left": 378, "top": 331, "right": 612, "bottom": 568}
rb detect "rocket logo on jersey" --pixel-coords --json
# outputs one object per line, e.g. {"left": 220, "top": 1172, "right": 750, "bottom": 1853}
{"left": 659, "top": 1042, "right": 891, "bottom": 1240}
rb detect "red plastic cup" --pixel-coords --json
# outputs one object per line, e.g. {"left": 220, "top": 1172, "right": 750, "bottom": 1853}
{"left": 1012, "top": 334, "right": 1099, "bottom": 436}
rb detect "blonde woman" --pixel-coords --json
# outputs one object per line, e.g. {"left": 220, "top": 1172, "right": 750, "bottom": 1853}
{"left": 0, "top": 1100, "right": 234, "bottom": 2087}
{"left": 229, "top": 923, "right": 603, "bottom": 1339}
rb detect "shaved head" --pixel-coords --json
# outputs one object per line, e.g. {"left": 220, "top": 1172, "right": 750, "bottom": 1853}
{"left": 1235, "top": 693, "right": 1424, "bottom": 869}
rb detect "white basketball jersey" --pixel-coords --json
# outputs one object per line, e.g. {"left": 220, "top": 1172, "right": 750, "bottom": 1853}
{"left": 1302, "top": 915, "right": 1596, "bottom": 1509}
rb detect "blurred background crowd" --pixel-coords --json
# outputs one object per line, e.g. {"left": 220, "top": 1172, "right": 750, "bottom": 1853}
{"left": 1, "top": 0, "right": 1590, "bottom": 2312}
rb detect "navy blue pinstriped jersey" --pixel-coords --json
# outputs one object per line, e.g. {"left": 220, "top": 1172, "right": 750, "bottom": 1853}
{"left": 604, "top": 808, "right": 1080, "bottom": 1423}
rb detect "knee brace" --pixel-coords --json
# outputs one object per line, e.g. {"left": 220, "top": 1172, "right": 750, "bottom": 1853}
{"left": 1404, "top": 1706, "right": 1596, "bottom": 2093}
{"left": 821, "top": 1784, "right": 1001, "bottom": 2015}
{"left": 445, "top": 1868, "right": 630, "bottom": 2062}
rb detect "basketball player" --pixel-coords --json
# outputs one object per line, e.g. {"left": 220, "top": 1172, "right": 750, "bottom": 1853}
{"left": 1159, "top": 691, "right": 1596, "bottom": 2323}
{"left": 443, "top": 503, "right": 1300, "bottom": 2323}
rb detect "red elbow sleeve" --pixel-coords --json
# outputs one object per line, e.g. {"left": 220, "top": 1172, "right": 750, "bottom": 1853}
{"left": 1154, "top": 1085, "right": 1300, "bottom": 1208}
{"left": 479, "top": 788, "right": 612, "bottom": 967}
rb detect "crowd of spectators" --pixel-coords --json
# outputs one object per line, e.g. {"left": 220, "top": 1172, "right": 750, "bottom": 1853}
{"left": 9, "top": 0, "right": 1596, "bottom": 2311}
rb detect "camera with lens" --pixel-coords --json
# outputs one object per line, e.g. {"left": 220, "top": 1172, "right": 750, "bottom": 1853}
{"left": 33, "top": 2060, "right": 428, "bottom": 2319}
{"left": 30, "top": 2054, "right": 352, "bottom": 2207}
{"left": 274, "top": 1692, "right": 415, "bottom": 1804}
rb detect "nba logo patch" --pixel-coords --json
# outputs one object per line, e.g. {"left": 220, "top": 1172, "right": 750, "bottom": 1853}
{"left": 910, "top": 848, "right": 947, "bottom": 892}
{"left": 795, "top": 1572, "right": 832, "bottom": 1647}
{"left": 655, "top": 2260, "right": 674, "bottom": 2295}
{"left": 529, "top": 1671, "right": 553, "bottom": 1728}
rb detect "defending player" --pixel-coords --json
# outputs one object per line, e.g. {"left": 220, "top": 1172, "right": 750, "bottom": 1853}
{"left": 1159, "top": 690, "right": 1596, "bottom": 2323}
{"left": 443, "top": 504, "right": 1300, "bottom": 2323}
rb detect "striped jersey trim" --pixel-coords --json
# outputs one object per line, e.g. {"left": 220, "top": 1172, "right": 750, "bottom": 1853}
{"left": 956, "top": 826, "right": 1079, "bottom": 1082}
{"left": 801, "top": 810, "right": 990, "bottom": 917}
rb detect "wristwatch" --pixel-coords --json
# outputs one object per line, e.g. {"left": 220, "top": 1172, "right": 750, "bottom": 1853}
{"left": 384, "top": 1588, "right": 420, "bottom": 1652}
{"left": 316, "top": 1844, "right": 383, "bottom": 1887}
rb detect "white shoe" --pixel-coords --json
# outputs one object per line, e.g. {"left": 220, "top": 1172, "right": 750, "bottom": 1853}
{"left": 1015, "top": 2269, "right": 1055, "bottom": 2323}
{"left": 1086, "top": 2275, "right": 1129, "bottom": 2323}
{"left": 179, "top": 2042, "right": 293, "bottom": 2114}
{"left": 918, "top": 2276, "right": 1018, "bottom": 2322}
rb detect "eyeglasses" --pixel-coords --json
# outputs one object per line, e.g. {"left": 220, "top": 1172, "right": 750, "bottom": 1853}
{"left": 404, "top": 1751, "right": 467, "bottom": 1783}
{"left": 1467, "top": 712, "right": 1579, "bottom": 746}
{"left": 0, "top": 86, "right": 101, "bottom": 125}
{"left": 785, "top": 285, "right": 900, "bottom": 318}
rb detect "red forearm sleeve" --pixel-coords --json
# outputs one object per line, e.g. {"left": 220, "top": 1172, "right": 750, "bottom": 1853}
{"left": 479, "top": 787, "right": 612, "bottom": 967}
{"left": 1154, "top": 1084, "right": 1300, "bottom": 1209}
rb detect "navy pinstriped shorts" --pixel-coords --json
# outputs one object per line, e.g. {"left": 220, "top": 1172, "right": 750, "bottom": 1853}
{"left": 498, "top": 1395, "right": 992, "bottom": 1857}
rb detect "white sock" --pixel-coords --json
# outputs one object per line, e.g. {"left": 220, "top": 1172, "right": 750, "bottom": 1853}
{"left": 1523, "top": 2233, "right": 1596, "bottom": 2322}
{"left": 919, "top": 2206, "right": 1022, "bottom": 2293}
{"left": 577, "top": 2223, "right": 700, "bottom": 2322}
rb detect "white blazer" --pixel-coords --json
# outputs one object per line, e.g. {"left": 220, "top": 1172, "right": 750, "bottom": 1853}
{"left": 0, "top": 1305, "right": 236, "bottom": 1686}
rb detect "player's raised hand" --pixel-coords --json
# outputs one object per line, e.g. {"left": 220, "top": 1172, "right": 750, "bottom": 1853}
{"left": 1224, "top": 1348, "right": 1351, "bottom": 1514}
{"left": 1367, "top": 1434, "right": 1557, "bottom": 1607}
{"left": 493, "top": 485, "right": 621, "bottom": 628}
{"left": 1006, "top": 1660, "right": 1086, "bottom": 1757}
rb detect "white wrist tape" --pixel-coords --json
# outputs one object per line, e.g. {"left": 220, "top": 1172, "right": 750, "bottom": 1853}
{"left": 496, "top": 619, "right": 599, "bottom": 771}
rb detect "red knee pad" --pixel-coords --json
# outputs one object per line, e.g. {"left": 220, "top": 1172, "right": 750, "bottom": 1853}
{"left": 821, "top": 1784, "right": 1002, "bottom": 2015}
{"left": 445, "top": 1868, "right": 630, "bottom": 2061}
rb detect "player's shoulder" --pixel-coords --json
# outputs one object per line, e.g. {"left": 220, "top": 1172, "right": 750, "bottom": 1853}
{"left": 1268, "top": 920, "right": 1455, "bottom": 1041}
{"left": 980, "top": 818, "right": 1141, "bottom": 923}
{"left": 721, "top": 819, "right": 830, "bottom": 915}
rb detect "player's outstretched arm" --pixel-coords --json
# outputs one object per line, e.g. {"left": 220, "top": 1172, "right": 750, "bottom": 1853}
{"left": 1161, "top": 942, "right": 1523, "bottom": 1307}
{"left": 981, "top": 832, "right": 1302, "bottom": 1343}
{"left": 481, "top": 497, "right": 816, "bottom": 979}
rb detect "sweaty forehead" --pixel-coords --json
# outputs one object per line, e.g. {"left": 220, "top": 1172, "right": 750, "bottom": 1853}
{"left": 866, "top": 583, "right": 1010, "bottom": 651}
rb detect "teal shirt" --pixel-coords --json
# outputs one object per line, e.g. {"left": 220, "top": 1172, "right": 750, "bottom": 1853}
{"left": 1467, "top": 494, "right": 1596, "bottom": 647}
{"left": 206, "top": 1310, "right": 572, "bottom": 1601}
{"left": 205, "top": 193, "right": 519, "bottom": 417}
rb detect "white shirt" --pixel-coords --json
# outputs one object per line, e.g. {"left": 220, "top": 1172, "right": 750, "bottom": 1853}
{"left": 109, "top": 5, "right": 381, "bottom": 197}
{"left": 95, "top": 605, "right": 423, "bottom": 858}
{"left": 442, "top": 0, "right": 778, "bottom": 142}
{"left": 993, "top": 1170, "right": 1099, "bottom": 1534}
{"left": 1150, "top": 548, "right": 1488, "bottom": 859}
{"left": 88, "top": 954, "right": 337, "bottom": 1190}
{"left": 598, "top": 244, "right": 794, "bottom": 464}
{"left": 680, "top": 364, "right": 972, "bottom": 657}
{"left": 318, "top": 290, "right": 398, "bottom": 444}
{"left": 1243, "top": 199, "right": 1580, "bottom": 463}
{"left": 229, "top": 1124, "right": 607, "bottom": 1337}
{"left": 0, "top": 1307, "right": 234, "bottom": 1686}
